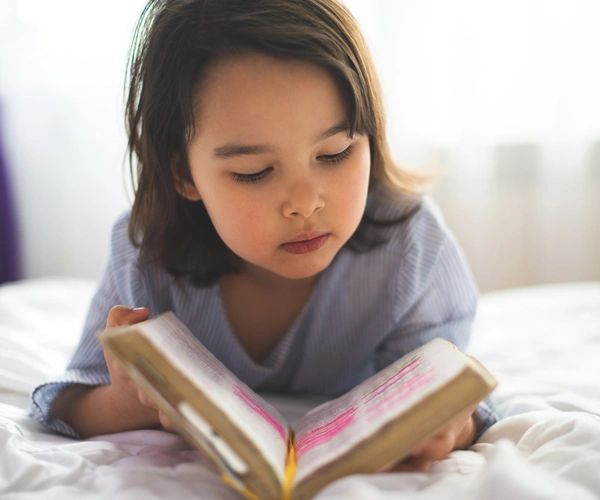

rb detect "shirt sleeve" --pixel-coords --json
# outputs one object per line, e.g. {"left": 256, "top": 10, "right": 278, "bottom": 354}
{"left": 375, "top": 200, "right": 498, "bottom": 438}
{"left": 29, "top": 213, "right": 149, "bottom": 437}
{"left": 473, "top": 396, "right": 499, "bottom": 441}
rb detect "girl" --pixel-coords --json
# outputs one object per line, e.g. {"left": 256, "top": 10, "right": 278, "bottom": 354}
{"left": 31, "top": 0, "right": 497, "bottom": 473}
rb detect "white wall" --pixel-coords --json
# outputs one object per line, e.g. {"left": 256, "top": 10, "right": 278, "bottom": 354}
{"left": 1, "top": 1, "right": 145, "bottom": 280}
{"left": 346, "top": 0, "right": 600, "bottom": 291}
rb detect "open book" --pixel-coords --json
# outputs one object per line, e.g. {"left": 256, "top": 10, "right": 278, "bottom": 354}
{"left": 98, "top": 312, "right": 497, "bottom": 500}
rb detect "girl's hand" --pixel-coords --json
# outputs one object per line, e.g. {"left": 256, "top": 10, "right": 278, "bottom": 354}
{"left": 104, "top": 305, "right": 176, "bottom": 432}
{"left": 388, "top": 404, "right": 477, "bottom": 472}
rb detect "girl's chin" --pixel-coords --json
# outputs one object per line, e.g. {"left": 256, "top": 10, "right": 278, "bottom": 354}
{"left": 242, "top": 260, "right": 329, "bottom": 283}
{"left": 273, "top": 256, "right": 336, "bottom": 281}
{"left": 238, "top": 244, "right": 340, "bottom": 282}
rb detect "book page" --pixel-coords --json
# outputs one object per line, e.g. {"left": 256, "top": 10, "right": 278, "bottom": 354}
{"left": 140, "top": 313, "right": 289, "bottom": 480}
{"left": 292, "top": 339, "right": 465, "bottom": 483}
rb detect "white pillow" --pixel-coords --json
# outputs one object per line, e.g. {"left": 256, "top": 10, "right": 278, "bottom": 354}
{"left": 0, "top": 278, "right": 95, "bottom": 395}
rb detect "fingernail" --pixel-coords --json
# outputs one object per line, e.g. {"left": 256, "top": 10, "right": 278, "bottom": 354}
{"left": 132, "top": 307, "right": 147, "bottom": 312}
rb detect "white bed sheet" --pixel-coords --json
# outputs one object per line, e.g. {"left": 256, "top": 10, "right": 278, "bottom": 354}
{"left": 1, "top": 278, "right": 599, "bottom": 499}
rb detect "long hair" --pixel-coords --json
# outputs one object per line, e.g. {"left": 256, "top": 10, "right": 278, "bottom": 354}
{"left": 126, "top": 0, "right": 427, "bottom": 285}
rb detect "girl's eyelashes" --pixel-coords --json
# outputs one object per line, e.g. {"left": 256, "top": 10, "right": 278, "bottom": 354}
{"left": 318, "top": 143, "right": 354, "bottom": 164}
{"left": 230, "top": 143, "right": 354, "bottom": 184}
{"left": 231, "top": 166, "right": 273, "bottom": 184}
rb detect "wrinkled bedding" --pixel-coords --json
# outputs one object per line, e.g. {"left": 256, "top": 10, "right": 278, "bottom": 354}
{"left": 1, "top": 278, "right": 599, "bottom": 499}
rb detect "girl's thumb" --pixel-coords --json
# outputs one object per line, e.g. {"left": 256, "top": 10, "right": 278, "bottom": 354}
{"left": 106, "top": 305, "right": 150, "bottom": 328}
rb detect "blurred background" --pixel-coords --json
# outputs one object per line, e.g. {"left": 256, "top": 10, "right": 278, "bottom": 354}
{"left": 0, "top": 0, "right": 598, "bottom": 292}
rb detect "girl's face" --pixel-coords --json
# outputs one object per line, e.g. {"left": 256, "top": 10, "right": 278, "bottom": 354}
{"left": 182, "top": 52, "right": 370, "bottom": 283}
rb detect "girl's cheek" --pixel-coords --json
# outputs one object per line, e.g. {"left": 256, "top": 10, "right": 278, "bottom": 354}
{"left": 345, "top": 162, "right": 370, "bottom": 206}
{"left": 220, "top": 200, "right": 270, "bottom": 242}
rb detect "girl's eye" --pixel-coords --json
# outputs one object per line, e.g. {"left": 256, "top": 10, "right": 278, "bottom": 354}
{"left": 231, "top": 166, "right": 273, "bottom": 184}
{"left": 230, "top": 145, "right": 354, "bottom": 184}
{"left": 318, "top": 144, "right": 354, "bottom": 164}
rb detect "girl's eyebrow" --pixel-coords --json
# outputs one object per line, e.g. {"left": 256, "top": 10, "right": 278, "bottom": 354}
{"left": 212, "top": 121, "right": 350, "bottom": 159}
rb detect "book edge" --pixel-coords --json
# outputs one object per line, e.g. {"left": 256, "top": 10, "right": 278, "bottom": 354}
{"left": 98, "top": 316, "right": 285, "bottom": 499}
{"left": 291, "top": 357, "right": 496, "bottom": 499}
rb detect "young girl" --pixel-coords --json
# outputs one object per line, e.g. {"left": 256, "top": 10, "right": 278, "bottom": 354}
{"left": 31, "top": 0, "right": 496, "bottom": 473}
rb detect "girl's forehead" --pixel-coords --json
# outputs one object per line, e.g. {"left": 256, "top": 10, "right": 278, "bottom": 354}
{"left": 191, "top": 52, "right": 348, "bottom": 141}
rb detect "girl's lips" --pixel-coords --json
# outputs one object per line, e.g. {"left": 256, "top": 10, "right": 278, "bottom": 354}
{"left": 280, "top": 233, "right": 329, "bottom": 254}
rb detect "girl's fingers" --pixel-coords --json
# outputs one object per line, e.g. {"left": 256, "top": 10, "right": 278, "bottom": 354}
{"left": 136, "top": 391, "right": 175, "bottom": 432}
{"left": 106, "top": 305, "right": 150, "bottom": 329}
{"left": 158, "top": 411, "right": 176, "bottom": 432}
{"left": 103, "top": 306, "right": 175, "bottom": 432}
{"left": 104, "top": 305, "right": 150, "bottom": 380}
{"left": 390, "top": 454, "right": 433, "bottom": 472}
{"left": 137, "top": 388, "right": 158, "bottom": 410}
{"left": 103, "top": 347, "right": 131, "bottom": 381}
{"left": 413, "top": 431, "right": 455, "bottom": 461}
{"left": 387, "top": 423, "right": 463, "bottom": 473}
{"left": 104, "top": 306, "right": 150, "bottom": 381}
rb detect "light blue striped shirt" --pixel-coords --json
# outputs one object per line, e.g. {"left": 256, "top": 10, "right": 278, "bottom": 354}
{"left": 30, "top": 195, "right": 497, "bottom": 438}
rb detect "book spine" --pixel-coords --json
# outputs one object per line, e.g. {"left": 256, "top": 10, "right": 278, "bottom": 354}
{"left": 281, "top": 432, "right": 297, "bottom": 500}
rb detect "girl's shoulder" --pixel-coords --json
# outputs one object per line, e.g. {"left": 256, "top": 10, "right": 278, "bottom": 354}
{"left": 363, "top": 189, "right": 454, "bottom": 259}
{"left": 341, "top": 191, "right": 476, "bottom": 321}
{"left": 339, "top": 190, "right": 469, "bottom": 302}
{"left": 108, "top": 211, "right": 139, "bottom": 269}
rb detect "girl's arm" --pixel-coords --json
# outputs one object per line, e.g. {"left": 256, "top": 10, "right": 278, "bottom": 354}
{"left": 50, "top": 382, "right": 160, "bottom": 439}
{"left": 30, "top": 214, "right": 160, "bottom": 437}
{"left": 50, "top": 306, "right": 162, "bottom": 438}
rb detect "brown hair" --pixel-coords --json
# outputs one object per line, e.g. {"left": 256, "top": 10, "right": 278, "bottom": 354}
{"left": 126, "top": 0, "right": 427, "bottom": 285}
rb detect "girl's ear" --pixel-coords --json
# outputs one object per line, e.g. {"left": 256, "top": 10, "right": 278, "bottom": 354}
{"left": 175, "top": 178, "right": 202, "bottom": 201}
{"left": 172, "top": 156, "right": 202, "bottom": 201}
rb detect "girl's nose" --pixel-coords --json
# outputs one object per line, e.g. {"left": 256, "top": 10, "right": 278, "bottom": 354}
{"left": 281, "top": 180, "right": 325, "bottom": 219}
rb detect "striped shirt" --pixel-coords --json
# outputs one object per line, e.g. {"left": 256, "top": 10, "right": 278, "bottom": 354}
{"left": 30, "top": 195, "right": 497, "bottom": 438}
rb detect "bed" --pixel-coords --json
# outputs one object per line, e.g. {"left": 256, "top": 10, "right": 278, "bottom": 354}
{"left": 1, "top": 277, "right": 599, "bottom": 499}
